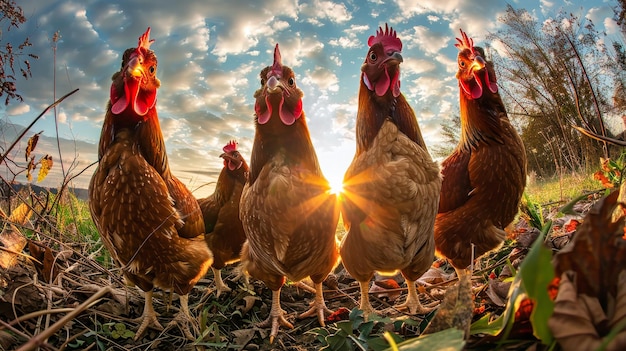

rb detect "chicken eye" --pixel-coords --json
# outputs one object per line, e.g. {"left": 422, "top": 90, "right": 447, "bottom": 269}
{"left": 149, "top": 66, "right": 156, "bottom": 74}
{"left": 261, "top": 78, "right": 265, "bottom": 86}
{"left": 369, "top": 51, "right": 377, "bottom": 62}
{"left": 288, "top": 77, "right": 295, "bottom": 86}
{"left": 459, "top": 60, "right": 465, "bottom": 68}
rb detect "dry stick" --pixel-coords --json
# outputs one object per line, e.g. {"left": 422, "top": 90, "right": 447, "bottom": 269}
{"left": 16, "top": 286, "right": 112, "bottom": 351}
{"left": 0, "top": 88, "right": 79, "bottom": 166}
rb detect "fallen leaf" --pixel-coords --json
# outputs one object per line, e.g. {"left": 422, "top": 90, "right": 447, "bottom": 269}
{"left": 327, "top": 307, "right": 350, "bottom": 323}
{"left": 231, "top": 328, "right": 257, "bottom": 347}
{"left": 553, "top": 190, "right": 626, "bottom": 299}
{"left": 370, "top": 278, "right": 401, "bottom": 302}
{"left": 548, "top": 271, "right": 626, "bottom": 350}
{"left": 0, "top": 229, "right": 27, "bottom": 269}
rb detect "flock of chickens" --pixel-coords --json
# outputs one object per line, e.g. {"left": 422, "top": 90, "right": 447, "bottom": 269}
{"left": 87, "top": 25, "right": 527, "bottom": 342}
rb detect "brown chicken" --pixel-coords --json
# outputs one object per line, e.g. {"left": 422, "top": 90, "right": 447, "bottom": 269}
{"left": 198, "top": 140, "right": 249, "bottom": 297}
{"left": 89, "top": 28, "right": 212, "bottom": 339}
{"left": 340, "top": 24, "right": 442, "bottom": 319}
{"left": 240, "top": 44, "right": 340, "bottom": 342}
{"left": 434, "top": 29, "right": 527, "bottom": 276}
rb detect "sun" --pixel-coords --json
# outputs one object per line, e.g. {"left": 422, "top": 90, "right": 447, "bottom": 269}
{"left": 329, "top": 177, "right": 344, "bottom": 195}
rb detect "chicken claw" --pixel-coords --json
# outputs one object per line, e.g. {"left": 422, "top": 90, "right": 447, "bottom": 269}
{"left": 394, "top": 280, "right": 439, "bottom": 315}
{"left": 298, "top": 282, "right": 333, "bottom": 326}
{"left": 134, "top": 290, "right": 164, "bottom": 341}
{"left": 165, "top": 294, "right": 199, "bottom": 340}
{"left": 212, "top": 267, "right": 232, "bottom": 297}
{"left": 258, "top": 289, "right": 294, "bottom": 343}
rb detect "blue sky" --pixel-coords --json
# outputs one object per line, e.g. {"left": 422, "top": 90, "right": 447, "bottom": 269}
{"left": 0, "top": 0, "right": 618, "bottom": 197}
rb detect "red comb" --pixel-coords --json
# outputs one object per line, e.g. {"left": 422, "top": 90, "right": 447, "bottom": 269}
{"left": 268, "top": 43, "right": 283, "bottom": 78}
{"left": 455, "top": 29, "right": 476, "bottom": 54}
{"left": 223, "top": 140, "right": 238, "bottom": 153}
{"left": 136, "top": 27, "right": 155, "bottom": 55}
{"left": 368, "top": 23, "right": 402, "bottom": 52}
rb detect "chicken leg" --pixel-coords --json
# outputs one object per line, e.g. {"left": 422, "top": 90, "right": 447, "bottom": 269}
{"left": 257, "top": 288, "right": 294, "bottom": 343}
{"left": 298, "top": 282, "right": 333, "bottom": 326}
{"left": 134, "top": 290, "right": 164, "bottom": 340}
{"left": 357, "top": 281, "right": 377, "bottom": 321}
{"left": 166, "top": 294, "right": 198, "bottom": 340}
{"left": 212, "top": 267, "right": 232, "bottom": 297}
{"left": 395, "top": 280, "right": 439, "bottom": 314}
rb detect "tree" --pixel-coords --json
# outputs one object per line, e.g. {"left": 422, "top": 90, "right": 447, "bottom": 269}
{"left": 0, "top": 0, "right": 38, "bottom": 105}
{"left": 489, "top": 5, "right": 620, "bottom": 176}
{"left": 432, "top": 115, "right": 461, "bottom": 159}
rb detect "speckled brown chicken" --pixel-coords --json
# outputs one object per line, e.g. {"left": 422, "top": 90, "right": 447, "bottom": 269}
{"left": 240, "top": 44, "right": 340, "bottom": 343}
{"left": 435, "top": 29, "right": 527, "bottom": 275}
{"left": 88, "top": 27, "right": 212, "bottom": 340}
{"left": 340, "top": 24, "right": 442, "bottom": 320}
{"left": 198, "top": 140, "right": 249, "bottom": 297}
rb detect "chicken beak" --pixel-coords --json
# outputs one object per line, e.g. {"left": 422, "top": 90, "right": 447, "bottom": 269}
{"left": 127, "top": 55, "right": 143, "bottom": 78}
{"left": 470, "top": 55, "right": 486, "bottom": 74}
{"left": 383, "top": 51, "right": 403, "bottom": 66}
{"left": 266, "top": 75, "right": 281, "bottom": 93}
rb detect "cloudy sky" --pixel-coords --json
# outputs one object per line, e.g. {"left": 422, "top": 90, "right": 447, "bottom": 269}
{"left": 0, "top": 0, "right": 618, "bottom": 197}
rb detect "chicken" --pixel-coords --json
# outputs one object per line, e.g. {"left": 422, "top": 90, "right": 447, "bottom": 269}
{"left": 88, "top": 27, "right": 212, "bottom": 340}
{"left": 340, "top": 24, "right": 442, "bottom": 320}
{"left": 198, "top": 140, "right": 249, "bottom": 297}
{"left": 434, "top": 29, "right": 527, "bottom": 277}
{"left": 240, "top": 44, "right": 340, "bottom": 342}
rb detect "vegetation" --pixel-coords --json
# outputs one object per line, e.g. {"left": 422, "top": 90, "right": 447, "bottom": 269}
{"left": 0, "top": 1, "right": 624, "bottom": 350}
{"left": 0, "top": 0, "right": 37, "bottom": 105}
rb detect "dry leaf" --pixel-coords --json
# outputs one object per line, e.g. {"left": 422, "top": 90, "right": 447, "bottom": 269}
{"left": 9, "top": 203, "right": 32, "bottom": 225}
{"left": 37, "top": 154, "right": 53, "bottom": 182}
{"left": 0, "top": 229, "right": 27, "bottom": 269}
{"left": 370, "top": 278, "right": 401, "bottom": 303}
{"left": 548, "top": 271, "right": 626, "bottom": 351}
{"left": 25, "top": 131, "right": 42, "bottom": 161}
{"left": 550, "top": 191, "right": 626, "bottom": 350}
{"left": 241, "top": 295, "right": 261, "bottom": 314}
{"left": 26, "top": 156, "right": 36, "bottom": 182}
{"left": 553, "top": 190, "right": 626, "bottom": 299}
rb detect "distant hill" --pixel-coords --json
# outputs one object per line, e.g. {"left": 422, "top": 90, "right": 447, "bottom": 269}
{"left": 1, "top": 182, "right": 89, "bottom": 201}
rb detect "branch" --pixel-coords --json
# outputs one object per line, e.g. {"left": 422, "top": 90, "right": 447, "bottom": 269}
{"left": 0, "top": 88, "right": 79, "bottom": 166}
{"left": 572, "top": 125, "right": 626, "bottom": 146}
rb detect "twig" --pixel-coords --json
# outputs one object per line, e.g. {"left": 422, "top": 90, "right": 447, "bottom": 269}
{"left": 0, "top": 88, "right": 79, "bottom": 166}
{"left": 573, "top": 125, "right": 626, "bottom": 147}
{"left": 16, "top": 286, "right": 112, "bottom": 351}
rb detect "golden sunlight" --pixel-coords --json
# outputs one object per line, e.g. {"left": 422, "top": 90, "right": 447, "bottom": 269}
{"left": 328, "top": 176, "right": 344, "bottom": 195}
{"left": 317, "top": 144, "right": 354, "bottom": 196}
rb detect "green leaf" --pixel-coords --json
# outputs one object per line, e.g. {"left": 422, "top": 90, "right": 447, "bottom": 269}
{"left": 386, "top": 328, "right": 465, "bottom": 351}
{"left": 519, "top": 221, "right": 555, "bottom": 344}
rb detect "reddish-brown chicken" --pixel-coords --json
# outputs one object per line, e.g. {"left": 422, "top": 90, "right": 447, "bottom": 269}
{"left": 340, "top": 24, "right": 442, "bottom": 320}
{"left": 240, "top": 44, "right": 340, "bottom": 342}
{"left": 434, "top": 30, "right": 527, "bottom": 276}
{"left": 198, "top": 140, "right": 249, "bottom": 297}
{"left": 89, "top": 28, "right": 212, "bottom": 339}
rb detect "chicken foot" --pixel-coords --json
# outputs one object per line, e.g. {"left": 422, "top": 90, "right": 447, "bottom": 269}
{"left": 394, "top": 279, "right": 439, "bottom": 315}
{"left": 212, "top": 267, "right": 232, "bottom": 297}
{"left": 134, "top": 290, "right": 164, "bottom": 341}
{"left": 298, "top": 282, "right": 333, "bottom": 327}
{"left": 165, "top": 294, "right": 199, "bottom": 340}
{"left": 257, "top": 288, "right": 294, "bottom": 343}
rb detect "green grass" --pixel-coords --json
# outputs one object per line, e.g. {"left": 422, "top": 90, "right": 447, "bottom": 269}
{"left": 524, "top": 171, "right": 601, "bottom": 206}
